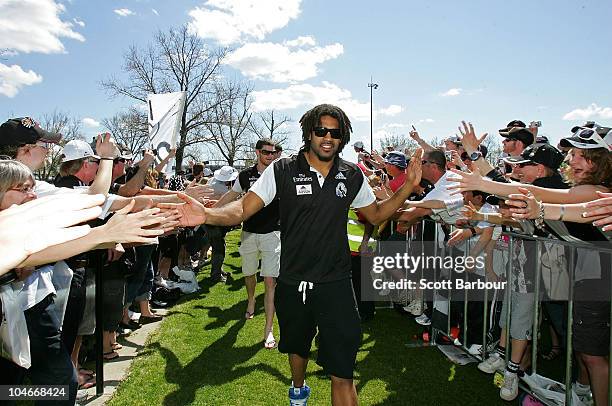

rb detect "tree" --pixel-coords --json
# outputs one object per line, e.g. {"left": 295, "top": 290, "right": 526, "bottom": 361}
{"left": 203, "top": 81, "right": 255, "bottom": 166}
{"left": 101, "top": 108, "right": 148, "bottom": 156}
{"left": 101, "top": 25, "right": 229, "bottom": 172}
{"left": 36, "top": 111, "right": 83, "bottom": 180}
{"left": 250, "top": 110, "right": 292, "bottom": 147}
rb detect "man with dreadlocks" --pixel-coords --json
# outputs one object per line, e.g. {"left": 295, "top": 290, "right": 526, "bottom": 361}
{"left": 158, "top": 104, "right": 423, "bottom": 405}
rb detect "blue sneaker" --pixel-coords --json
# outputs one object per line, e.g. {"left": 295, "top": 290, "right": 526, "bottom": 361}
{"left": 289, "top": 384, "right": 311, "bottom": 406}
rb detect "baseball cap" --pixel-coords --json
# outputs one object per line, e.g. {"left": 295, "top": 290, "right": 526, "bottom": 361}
{"left": 0, "top": 117, "right": 62, "bottom": 146}
{"left": 203, "top": 167, "right": 213, "bottom": 176}
{"left": 445, "top": 135, "right": 462, "bottom": 145}
{"left": 214, "top": 166, "right": 238, "bottom": 182}
{"left": 498, "top": 119, "right": 526, "bottom": 134}
{"left": 503, "top": 143, "right": 565, "bottom": 170}
{"left": 384, "top": 151, "right": 407, "bottom": 169}
{"left": 61, "top": 140, "right": 100, "bottom": 162}
{"left": 353, "top": 141, "right": 364, "bottom": 149}
{"left": 560, "top": 126, "right": 612, "bottom": 152}
{"left": 500, "top": 127, "right": 535, "bottom": 146}
{"left": 535, "top": 135, "right": 549, "bottom": 144}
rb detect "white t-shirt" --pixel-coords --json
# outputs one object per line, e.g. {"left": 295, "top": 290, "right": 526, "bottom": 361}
{"left": 250, "top": 161, "right": 376, "bottom": 209}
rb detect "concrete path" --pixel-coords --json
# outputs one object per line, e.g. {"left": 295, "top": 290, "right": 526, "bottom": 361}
{"left": 80, "top": 310, "right": 167, "bottom": 405}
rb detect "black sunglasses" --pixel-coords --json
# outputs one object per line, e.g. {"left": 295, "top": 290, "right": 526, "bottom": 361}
{"left": 114, "top": 158, "right": 126, "bottom": 163}
{"left": 259, "top": 149, "right": 276, "bottom": 156}
{"left": 517, "top": 162, "right": 537, "bottom": 168}
{"left": 313, "top": 127, "right": 342, "bottom": 139}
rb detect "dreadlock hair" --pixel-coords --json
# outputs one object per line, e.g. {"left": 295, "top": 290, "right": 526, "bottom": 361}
{"left": 299, "top": 104, "right": 352, "bottom": 154}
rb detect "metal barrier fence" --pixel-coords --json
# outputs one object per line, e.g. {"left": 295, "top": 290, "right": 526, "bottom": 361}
{"left": 388, "top": 218, "right": 612, "bottom": 406}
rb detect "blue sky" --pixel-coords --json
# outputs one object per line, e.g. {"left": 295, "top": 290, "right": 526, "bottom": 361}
{"left": 1, "top": 0, "right": 611, "bottom": 162}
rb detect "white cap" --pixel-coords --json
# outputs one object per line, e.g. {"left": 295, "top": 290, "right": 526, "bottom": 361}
{"left": 353, "top": 141, "right": 364, "bottom": 149}
{"left": 61, "top": 140, "right": 99, "bottom": 162}
{"left": 214, "top": 165, "right": 238, "bottom": 182}
{"left": 203, "top": 168, "right": 213, "bottom": 176}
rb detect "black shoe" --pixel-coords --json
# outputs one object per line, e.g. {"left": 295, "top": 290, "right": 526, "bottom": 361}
{"left": 211, "top": 274, "right": 227, "bottom": 284}
{"left": 116, "top": 326, "right": 132, "bottom": 336}
{"left": 120, "top": 320, "right": 141, "bottom": 330}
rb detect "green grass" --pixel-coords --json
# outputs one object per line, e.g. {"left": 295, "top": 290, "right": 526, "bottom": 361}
{"left": 108, "top": 230, "right": 510, "bottom": 405}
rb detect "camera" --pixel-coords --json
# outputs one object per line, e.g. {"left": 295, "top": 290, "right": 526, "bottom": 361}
{"left": 530, "top": 121, "right": 542, "bottom": 128}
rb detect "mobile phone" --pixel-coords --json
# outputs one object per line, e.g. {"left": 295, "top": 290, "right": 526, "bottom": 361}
{"left": 444, "top": 151, "right": 453, "bottom": 161}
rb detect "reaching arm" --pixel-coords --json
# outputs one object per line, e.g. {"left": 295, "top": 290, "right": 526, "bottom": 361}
{"left": 457, "top": 121, "right": 494, "bottom": 175}
{"left": 447, "top": 168, "right": 606, "bottom": 203}
{"left": 403, "top": 199, "right": 445, "bottom": 210}
{"left": 87, "top": 133, "right": 118, "bottom": 196}
{"left": 155, "top": 148, "right": 176, "bottom": 173}
{"left": 214, "top": 189, "right": 242, "bottom": 208}
{"left": 409, "top": 126, "right": 435, "bottom": 152}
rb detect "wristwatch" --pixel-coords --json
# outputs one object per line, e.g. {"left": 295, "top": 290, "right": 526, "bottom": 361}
{"left": 469, "top": 151, "right": 482, "bottom": 161}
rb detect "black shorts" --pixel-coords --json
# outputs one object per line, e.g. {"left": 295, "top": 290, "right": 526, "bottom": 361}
{"left": 573, "top": 280, "right": 611, "bottom": 356}
{"left": 573, "top": 300, "right": 610, "bottom": 356}
{"left": 275, "top": 278, "right": 361, "bottom": 379}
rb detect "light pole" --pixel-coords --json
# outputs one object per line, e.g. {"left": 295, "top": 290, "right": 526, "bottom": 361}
{"left": 368, "top": 79, "right": 378, "bottom": 151}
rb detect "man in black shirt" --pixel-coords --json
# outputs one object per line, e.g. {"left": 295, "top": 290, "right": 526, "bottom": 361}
{"left": 215, "top": 139, "right": 280, "bottom": 348}
{"left": 160, "top": 104, "right": 423, "bottom": 406}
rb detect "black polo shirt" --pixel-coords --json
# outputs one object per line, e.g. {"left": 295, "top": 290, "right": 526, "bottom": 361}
{"left": 250, "top": 151, "right": 375, "bottom": 284}
{"left": 235, "top": 164, "right": 280, "bottom": 234}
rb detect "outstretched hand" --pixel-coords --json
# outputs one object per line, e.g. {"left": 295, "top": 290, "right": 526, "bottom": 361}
{"left": 506, "top": 187, "right": 539, "bottom": 220}
{"left": 583, "top": 191, "right": 612, "bottom": 231}
{"left": 405, "top": 148, "right": 424, "bottom": 187}
{"left": 0, "top": 194, "right": 106, "bottom": 274}
{"left": 157, "top": 193, "right": 207, "bottom": 227}
{"left": 446, "top": 168, "right": 484, "bottom": 195}
{"left": 458, "top": 121, "right": 488, "bottom": 153}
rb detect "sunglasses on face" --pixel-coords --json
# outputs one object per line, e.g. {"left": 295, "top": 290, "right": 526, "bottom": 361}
{"left": 259, "top": 149, "right": 276, "bottom": 156}
{"left": 87, "top": 158, "right": 100, "bottom": 164}
{"left": 313, "top": 127, "right": 342, "bottom": 139}
{"left": 502, "top": 138, "right": 517, "bottom": 143}
{"left": 114, "top": 158, "right": 126, "bottom": 163}
{"left": 421, "top": 159, "right": 440, "bottom": 166}
{"left": 517, "top": 162, "right": 537, "bottom": 168}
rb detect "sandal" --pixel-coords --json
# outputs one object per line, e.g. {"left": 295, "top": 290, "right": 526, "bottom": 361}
{"left": 264, "top": 332, "right": 276, "bottom": 349}
{"left": 103, "top": 351, "right": 119, "bottom": 361}
{"left": 542, "top": 345, "right": 561, "bottom": 361}
{"left": 79, "top": 368, "right": 94, "bottom": 377}
{"left": 111, "top": 342, "right": 123, "bottom": 350}
{"left": 245, "top": 311, "right": 255, "bottom": 320}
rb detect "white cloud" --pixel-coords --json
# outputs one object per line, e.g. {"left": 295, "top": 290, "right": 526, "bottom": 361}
{"left": 383, "top": 123, "right": 408, "bottom": 129}
{"left": 252, "top": 81, "right": 404, "bottom": 122}
{"left": 82, "top": 117, "right": 100, "bottom": 128}
{"left": 114, "top": 8, "right": 134, "bottom": 17}
{"left": 418, "top": 118, "right": 435, "bottom": 124}
{"left": 562, "top": 103, "right": 612, "bottom": 120}
{"left": 73, "top": 18, "right": 85, "bottom": 27}
{"left": 440, "top": 88, "right": 462, "bottom": 97}
{"left": 377, "top": 105, "right": 403, "bottom": 117}
{"left": 225, "top": 39, "right": 343, "bottom": 83}
{"left": 152, "top": 8, "right": 159, "bottom": 16}
{"left": 0, "top": 63, "right": 43, "bottom": 97}
{"left": 284, "top": 36, "right": 315, "bottom": 47}
{"left": 188, "top": 0, "right": 302, "bottom": 45}
{"left": 0, "top": 0, "right": 84, "bottom": 54}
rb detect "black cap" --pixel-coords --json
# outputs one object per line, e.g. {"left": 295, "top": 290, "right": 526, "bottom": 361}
{"left": 0, "top": 117, "right": 62, "bottom": 146}
{"left": 560, "top": 126, "right": 612, "bottom": 151}
{"left": 499, "top": 119, "right": 526, "bottom": 134}
{"left": 536, "top": 135, "right": 549, "bottom": 144}
{"left": 500, "top": 127, "right": 535, "bottom": 146}
{"left": 503, "top": 143, "right": 564, "bottom": 170}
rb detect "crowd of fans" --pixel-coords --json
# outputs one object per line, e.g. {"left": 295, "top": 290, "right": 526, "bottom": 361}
{"left": 350, "top": 119, "right": 612, "bottom": 404}
{"left": 0, "top": 111, "right": 611, "bottom": 405}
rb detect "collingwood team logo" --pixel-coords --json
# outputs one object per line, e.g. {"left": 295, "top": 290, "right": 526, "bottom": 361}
{"left": 336, "top": 182, "right": 347, "bottom": 198}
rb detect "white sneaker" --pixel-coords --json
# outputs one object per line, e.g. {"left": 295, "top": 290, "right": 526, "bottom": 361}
{"left": 477, "top": 353, "right": 505, "bottom": 374}
{"left": 500, "top": 370, "right": 518, "bottom": 401}
{"left": 155, "top": 277, "right": 169, "bottom": 289}
{"left": 415, "top": 314, "right": 431, "bottom": 326}
{"left": 572, "top": 383, "right": 594, "bottom": 406}
{"left": 467, "top": 344, "right": 483, "bottom": 356}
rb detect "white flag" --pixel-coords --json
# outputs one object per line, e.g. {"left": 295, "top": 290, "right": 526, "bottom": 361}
{"left": 147, "top": 91, "right": 186, "bottom": 172}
